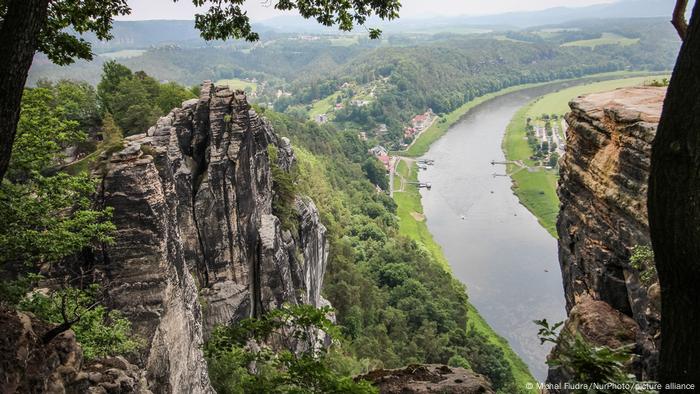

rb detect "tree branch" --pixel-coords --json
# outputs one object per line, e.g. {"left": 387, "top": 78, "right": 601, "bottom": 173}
{"left": 672, "top": 0, "right": 689, "bottom": 40}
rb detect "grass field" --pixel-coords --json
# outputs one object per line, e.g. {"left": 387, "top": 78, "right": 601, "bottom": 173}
{"left": 527, "top": 75, "right": 669, "bottom": 117}
{"left": 503, "top": 74, "right": 669, "bottom": 237}
{"left": 216, "top": 78, "right": 258, "bottom": 92}
{"left": 561, "top": 32, "right": 639, "bottom": 48}
{"left": 329, "top": 36, "right": 360, "bottom": 46}
{"left": 398, "top": 70, "right": 655, "bottom": 158}
{"left": 98, "top": 49, "right": 147, "bottom": 59}
{"left": 392, "top": 158, "right": 538, "bottom": 392}
{"left": 388, "top": 72, "right": 668, "bottom": 388}
{"left": 309, "top": 92, "right": 341, "bottom": 120}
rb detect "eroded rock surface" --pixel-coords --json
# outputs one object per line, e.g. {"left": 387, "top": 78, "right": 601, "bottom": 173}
{"left": 359, "top": 364, "right": 495, "bottom": 394}
{"left": 0, "top": 307, "right": 151, "bottom": 394}
{"left": 98, "top": 83, "right": 329, "bottom": 393}
{"left": 552, "top": 86, "right": 665, "bottom": 384}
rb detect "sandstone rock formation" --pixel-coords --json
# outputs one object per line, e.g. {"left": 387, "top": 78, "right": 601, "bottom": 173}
{"left": 96, "top": 83, "right": 329, "bottom": 393}
{"left": 553, "top": 86, "right": 665, "bottom": 383}
{"left": 0, "top": 307, "right": 151, "bottom": 394}
{"left": 359, "top": 364, "right": 494, "bottom": 394}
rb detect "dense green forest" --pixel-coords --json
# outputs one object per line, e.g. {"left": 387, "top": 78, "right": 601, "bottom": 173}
{"left": 3, "top": 63, "right": 524, "bottom": 392}
{"left": 263, "top": 108, "right": 523, "bottom": 392}
{"left": 7, "top": 14, "right": 683, "bottom": 392}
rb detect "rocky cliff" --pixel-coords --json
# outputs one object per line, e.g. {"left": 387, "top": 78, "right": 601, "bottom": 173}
{"left": 0, "top": 307, "right": 151, "bottom": 393}
{"left": 96, "top": 82, "right": 329, "bottom": 393}
{"left": 552, "top": 86, "right": 665, "bottom": 382}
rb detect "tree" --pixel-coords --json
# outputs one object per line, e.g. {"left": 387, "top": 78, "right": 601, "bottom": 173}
{"left": 157, "top": 82, "right": 197, "bottom": 114}
{"left": 17, "top": 278, "right": 142, "bottom": 358}
{"left": 362, "top": 157, "right": 389, "bottom": 190}
{"left": 647, "top": 2, "right": 700, "bottom": 389}
{"left": 0, "top": 0, "right": 130, "bottom": 183}
{"left": 97, "top": 60, "right": 133, "bottom": 114}
{"left": 0, "top": 88, "right": 115, "bottom": 273}
{"left": 0, "top": 0, "right": 401, "bottom": 182}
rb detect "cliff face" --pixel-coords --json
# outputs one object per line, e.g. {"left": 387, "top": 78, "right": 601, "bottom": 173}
{"left": 98, "top": 82, "right": 329, "bottom": 393}
{"left": 553, "top": 87, "right": 665, "bottom": 381}
{"left": 0, "top": 307, "right": 151, "bottom": 393}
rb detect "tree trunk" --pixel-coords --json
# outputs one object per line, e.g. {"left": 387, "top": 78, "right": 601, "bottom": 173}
{"left": 0, "top": 0, "right": 49, "bottom": 182}
{"left": 648, "top": 2, "right": 700, "bottom": 389}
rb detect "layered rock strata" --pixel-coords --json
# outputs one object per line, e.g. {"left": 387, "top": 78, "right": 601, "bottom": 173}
{"left": 358, "top": 364, "right": 495, "bottom": 394}
{"left": 553, "top": 86, "right": 665, "bottom": 382}
{"left": 97, "top": 83, "right": 329, "bottom": 393}
{"left": 0, "top": 307, "right": 151, "bottom": 393}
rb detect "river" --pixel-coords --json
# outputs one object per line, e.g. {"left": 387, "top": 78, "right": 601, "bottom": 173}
{"left": 417, "top": 78, "right": 617, "bottom": 381}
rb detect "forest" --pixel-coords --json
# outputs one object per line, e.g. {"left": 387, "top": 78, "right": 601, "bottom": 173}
{"left": 3, "top": 1, "right": 698, "bottom": 391}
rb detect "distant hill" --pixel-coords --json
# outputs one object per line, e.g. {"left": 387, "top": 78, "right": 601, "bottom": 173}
{"left": 261, "top": 0, "right": 688, "bottom": 33}
{"left": 435, "top": 0, "right": 682, "bottom": 28}
{"left": 64, "top": 0, "right": 689, "bottom": 53}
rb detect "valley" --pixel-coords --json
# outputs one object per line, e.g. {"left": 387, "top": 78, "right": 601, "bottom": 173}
{"left": 2, "top": 1, "right": 694, "bottom": 392}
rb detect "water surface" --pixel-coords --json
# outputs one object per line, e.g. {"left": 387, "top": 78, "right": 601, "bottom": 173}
{"left": 417, "top": 79, "right": 611, "bottom": 380}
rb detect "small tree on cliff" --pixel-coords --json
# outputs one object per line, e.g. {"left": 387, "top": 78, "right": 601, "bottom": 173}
{"left": 0, "top": 0, "right": 400, "bottom": 183}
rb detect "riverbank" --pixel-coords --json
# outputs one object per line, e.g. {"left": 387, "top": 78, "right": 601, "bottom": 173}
{"left": 397, "top": 70, "right": 658, "bottom": 158}
{"left": 389, "top": 72, "right": 667, "bottom": 389}
{"left": 502, "top": 75, "right": 668, "bottom": 237}
{"left": 392, "top": 156, "right": 538, "bottom": 392}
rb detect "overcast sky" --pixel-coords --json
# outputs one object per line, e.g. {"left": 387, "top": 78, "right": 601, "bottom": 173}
{"left": 119, "top": 0, "right": 620, "bottom": 21}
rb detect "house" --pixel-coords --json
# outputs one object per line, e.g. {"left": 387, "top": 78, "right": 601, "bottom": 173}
{"left": 335, "top": 103, "right": 344, "bottom": 110}
{"left": 412, "top": 114, "right": 429, "bottom": 130}
{"left": 376, "top": 124, "right": 388, "bottom": 135}
{"left": 350, "top": 99, "right": 371, "bottom": 107}
{"left": 315, "top": 114, "right": 328, "bottom": 124}
{"left": 358, "top": 132, "right": 367, "bottom": 141}
{"left": 369, "top": 145, "right": 388, "bottom": 157}
{"left": 377, "top": 154, "right": 391, "bottom": 171}
{"left": 411, "top": 109, "right": 435, "bottom": 131}
{"left": 404, "top": 127, "right": 417, "bottom": 139}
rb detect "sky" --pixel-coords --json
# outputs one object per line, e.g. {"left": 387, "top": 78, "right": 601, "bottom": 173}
{"left": 119, "top": 0, "right": 619, "bottom": 21}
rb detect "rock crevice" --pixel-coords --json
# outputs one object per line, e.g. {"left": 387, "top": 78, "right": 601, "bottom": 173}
{"left": 98, "top": 83, "right": 329, "bottom": 393}
{"left": 552, "top": 86, "right": 665, "bottom": 383}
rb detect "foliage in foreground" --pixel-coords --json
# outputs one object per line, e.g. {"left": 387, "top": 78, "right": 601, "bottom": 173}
{"left": 0, "top": 85, "right": 115, "bottom": 280}
{"left": 19, "top": 285, "right": 142, "bottom": 360}
{"left": 0, "top": 82, "right": 137, "bottom": 361}
{"left": 629, "top": 245, "right": 657, "bottom": 287}
{"left": 204, "top": 304, "right": 377, "bottom": 394}
{"left": 536, "top": 319, "right": 656, "bottom": 394}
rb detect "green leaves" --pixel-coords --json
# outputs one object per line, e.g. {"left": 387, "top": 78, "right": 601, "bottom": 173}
{"left": 534, "top": 318, "right": 564, "bottom": 345}
{"left": 97, "top": 62, "right": 195, "bottom": 135}
{"left": 19, "top": 286, "right": 142, "bottom": 360}
{"left": 536, "top": 318, "right": 657, "bottom": 393}
{"left": 0, "top": 172, "right": 115, "bottom": 267}
{"left": 629, "top": 245, "right": 657, "bottom": 287}
{"left": 205, "top": 304, "right": 377, "bottom": 393}
{"left": 189, "top": 0, "right": 399, "bottom": 42}
{"left": 1, "top": 86, "right": 115, "bottom": 276}
{"left": 9, "top": 88, "right": 84, "bottom": 180}
{"left": 38, "top": 0, "right": 131, "bottom": 65}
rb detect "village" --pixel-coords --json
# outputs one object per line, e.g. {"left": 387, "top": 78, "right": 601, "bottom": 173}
{"left": 525, "top": 114, "right": 566, "bottom": 169}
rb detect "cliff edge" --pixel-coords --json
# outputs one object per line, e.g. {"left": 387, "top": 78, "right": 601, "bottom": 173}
{"left": 552, "top": 86, "right": 665, "bottom": 384}
{"left": 96, "top": 82, "right": 329, "bottom": 392}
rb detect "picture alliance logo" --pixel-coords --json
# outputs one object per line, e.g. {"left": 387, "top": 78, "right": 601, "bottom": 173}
{"left": 528, "top": 382, "right": 696, "bottom": 391}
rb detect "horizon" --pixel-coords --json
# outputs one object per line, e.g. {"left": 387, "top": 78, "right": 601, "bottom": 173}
{"left": 119, "top": 0, "right": 624, "bottom": 22}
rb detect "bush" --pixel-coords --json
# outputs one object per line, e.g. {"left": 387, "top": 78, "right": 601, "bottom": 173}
{"left": 20, "top": 285, "right": 142, "bottom": 360}
{"left": 630, "top": 245, "right": 656, "bottom": 286}
{"left": 204, "top": 304, "right": 378, "bottom": 394}
{"left": 268, "top": 145, "right": 299, "bottom": 233}
{"left": 535, "top": 319, "right": 655, "bottom": 394}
